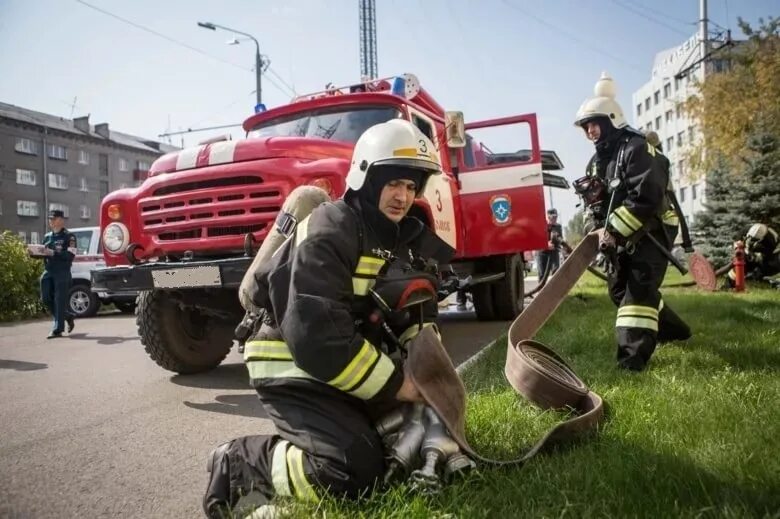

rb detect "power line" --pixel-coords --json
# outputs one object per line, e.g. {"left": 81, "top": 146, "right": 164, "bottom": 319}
{"left": 501, "top": 0, "right": 643, "bottom": 72}
{"left": 74, "top": 0, "right": 295, "bottom": 99}
{"left": 607, "top": 0, "right": 691, "bottom": 37}
{"left": 622, "top": 0, "right": 698, "bottom": 27}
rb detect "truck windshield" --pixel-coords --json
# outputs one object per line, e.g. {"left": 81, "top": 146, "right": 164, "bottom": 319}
{"left": 249, "top": 106, "right": 402, "bottom": 143}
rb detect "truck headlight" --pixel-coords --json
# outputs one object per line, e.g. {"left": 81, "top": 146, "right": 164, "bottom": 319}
{"left": 103, "top": 222, "right": 129, "bottom": 253}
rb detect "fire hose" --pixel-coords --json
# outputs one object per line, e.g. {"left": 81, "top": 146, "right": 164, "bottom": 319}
{"left": 380, "top": 233, "right": 605, "bottom": 488}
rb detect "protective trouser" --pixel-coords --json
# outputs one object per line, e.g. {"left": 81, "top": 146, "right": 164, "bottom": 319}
{"left": 536, "top": 250, "right": 560, "bottom": 278}
{"left": 40, "top": 272, "right": 72, "bottom": 333}
{"left": 203, "top": 380, "right": 389, "bottom": 518}
{"left": 607, "top": 230, "right": 690, "bottom": 371}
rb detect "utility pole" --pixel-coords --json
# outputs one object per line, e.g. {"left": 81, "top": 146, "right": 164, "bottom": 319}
{"left": 359, "top": 0, "right": 378, "bottom": 79}
{"left": 198, "top": 21, "right": 264, "bottom": 106}
{"left": 700, "top": 0, "right": 709, "bottom": 69}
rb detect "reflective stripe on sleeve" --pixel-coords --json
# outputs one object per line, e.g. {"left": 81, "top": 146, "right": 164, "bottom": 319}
{"left": 616, "top": 304, "right": 659, "bottom": 331}
{"left": 246, "top": 360, "right": 313, "bottom": 380}
{"left": 397, "top": 322, "right": 440, "bottom": 346}
{"left": 609, "top": 206, "right": 643, "bottom": 238}
{"left": 286, "top": 445, "right": 318, "bottom": 501}
{"left": 328, "top": 339, "right": 379, "bottom": 392}
{"left": 271, "top": 440, "right": 292, "bottom": 497}
{"left": 347, "top": 353, "right": 396, "bottom": 400}
{"left": 662, "top": 209, "right": 679, "bottom": 227}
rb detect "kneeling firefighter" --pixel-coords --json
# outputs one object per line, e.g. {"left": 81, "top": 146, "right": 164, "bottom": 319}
{"left": 203, "top": 119, "right": 454, "bottom": 517}
{"left": 726, "top": 223, "right": 780, "bottom": 287}
{"left": 573, "top": 72, "right": 691, "bottom": 371}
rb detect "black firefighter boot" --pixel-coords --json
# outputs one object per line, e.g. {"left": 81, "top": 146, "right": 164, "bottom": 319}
{"left": 657, "top": 305, "right": 691, "bottom": 343}
{"left": 203, "top": 441, "right": 239, "bottom": 519}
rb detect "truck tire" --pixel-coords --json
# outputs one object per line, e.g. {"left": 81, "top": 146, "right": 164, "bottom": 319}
{"left": 491, "top": 253, "right": 525, "bottom": 320}
{"left": 471, "top": 259, "right": 496, "bottom": 321}
{"left": 136, "top": 290, "right": 232, "bottom": 374}
{"left": 68, "top": 282, "right": 100, "bottom": 318}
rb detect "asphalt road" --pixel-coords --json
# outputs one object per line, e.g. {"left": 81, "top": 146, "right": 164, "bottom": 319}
{"left": 0, "top": 295, "right": 524, "bottom": 519}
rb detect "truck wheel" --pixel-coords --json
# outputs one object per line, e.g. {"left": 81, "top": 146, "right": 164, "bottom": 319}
{"left": 68, "top": 282, "right": 100, "bottom": 318}
{"left": 471, "top": 284, "right": 495, "bottom": 321}
{"left": 136, "top": 290, "right": 232, "bottom": 374}
{"left": 491, "top": 253, "right": 525, "bottom": 320}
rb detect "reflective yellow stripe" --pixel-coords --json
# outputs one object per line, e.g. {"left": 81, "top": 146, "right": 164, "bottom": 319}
{"left": 295, "top": 215, "right": 311, "bottom": 246}
{"left": 658, "top": 299, "right": 664, "bottom": 312}
{"left": 646, "top": 142, "right": 656, "bottom": 156}
{"left": 616, "top": 316, "right": 659, "bottom": 331}
{"left": 246, "top": 360, "right": 313, "bottom": 380}
{"left": 617, "top": 305, "right": 658, "bottom": 331}
{"left": 608, "top": 212, "right": 633, "bottom": 237}
{"left": 617, "top": 305, "right": 658, "bottom": 319}
{"left": 271, "top": 440, "right": 292, "bottom": 497}
{"left": 355, "top": 256, "right": 385, "bottom": 276}
{"left": 328, "top": 340, "right": 378, "bottom": 391}
{"left": 662, "top": 209, "right": 679, "bottom": 227}
{"left": 728, "top": 269, "right": 736, "bottom": 280}
{"left": 244, "top": 340, "right": 292, "bottom": 361}
{"left": 352, "top": 277, "right": 376, "bottom": 295}
{"left": 397, "top": 322, "right": 439, "bottom": 346}
{"left": 393, "top": 147, "right": 418, "bottom": 157}
{"left": 287, "top": 445, "right": 317, "bottom": 501}
{"left": 348, "top": 353, "right": 396, "bottom": 400}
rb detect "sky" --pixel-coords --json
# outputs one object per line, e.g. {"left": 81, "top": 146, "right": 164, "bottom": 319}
{"left": 1, "top": 0, "right": 777, "bottom": 229}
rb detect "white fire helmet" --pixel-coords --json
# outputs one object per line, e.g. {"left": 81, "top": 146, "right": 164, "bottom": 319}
{"left": 573, "top": 71, "right": 628, "bottom": 129}
{"left": 345, "top": 119, "right": 441, "bottom": 192}
{"left": 747, "top": 223, "right": 768, "bottom": 241}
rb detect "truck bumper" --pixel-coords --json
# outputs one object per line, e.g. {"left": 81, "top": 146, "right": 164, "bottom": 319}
{"left": 91, "top": 257, "right": 253, "bottom": 293}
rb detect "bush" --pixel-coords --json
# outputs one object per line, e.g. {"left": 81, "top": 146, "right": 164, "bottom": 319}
{"left": 0, "top": 230, "right": 45, "bottom": 322}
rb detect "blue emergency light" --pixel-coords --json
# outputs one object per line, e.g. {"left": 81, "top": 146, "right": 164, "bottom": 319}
{"left": 254, "top": 103, "right": 267, "bottom": 114}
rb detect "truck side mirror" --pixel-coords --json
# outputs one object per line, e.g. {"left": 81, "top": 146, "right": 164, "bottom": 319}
{"left": 444, "top": 111, "right": 466, "bottom": 149}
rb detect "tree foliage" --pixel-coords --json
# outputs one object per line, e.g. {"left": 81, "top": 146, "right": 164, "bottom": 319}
{"left": 684, "top": 16, "right": 780, "bottom": 177}
{"left": 564, "top": 210, "right": 586, "bottom": 246}
{"left": 694, "top": 132, "right": 780, "bottom": 266}
{"left": 0, "top": 231, "right": 45, "bottom": 321}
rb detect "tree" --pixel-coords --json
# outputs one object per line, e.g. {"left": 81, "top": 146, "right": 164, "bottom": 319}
{"left": 684, "top": 16, "right": 780, "bottom": 178}
{"left": 694, "top": 132, "right": 780, "bottom": 266}
{"left": 0, "top": 231, "right": 44, "bottom": 321}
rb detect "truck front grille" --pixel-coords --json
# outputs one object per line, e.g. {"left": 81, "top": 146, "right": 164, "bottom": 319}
{"left": 138, "top": 175, "right": 283, "bottom": 244}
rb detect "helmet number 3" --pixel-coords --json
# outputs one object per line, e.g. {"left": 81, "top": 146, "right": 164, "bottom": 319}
{"left": 418, "top": 139, "right": 428, "bottom": 154}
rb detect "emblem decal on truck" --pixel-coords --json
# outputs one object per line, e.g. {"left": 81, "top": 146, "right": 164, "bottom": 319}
{"left": 490, "top": 195, "right": 512, "bottom": 226}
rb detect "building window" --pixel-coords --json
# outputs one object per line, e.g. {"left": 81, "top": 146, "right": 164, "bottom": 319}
{"left": 645, "top": 97, "right": 651, "bottom": 110}
{"left": 688, "top": 126, "right": 696, "bottom": 142}
{"left": 49, "top": 203, "right": 69, "bottom": 218}
{"left": 691, "top": 183, "right": 698, "bottom": 200}
{"left": 78, "top": 150, "right": 90, "bottom": 165}
{"left": 674, "top": 77, "right": 681, "bottom": 91}
{"left": 636, "top": 104, "right": 642, "bottom": 117}
{"left": 136, "top": 160, "right": 150, "bottom": 172}
{"left": 677, "top": 131, "right": 684, "bottom": 147}
{"left": 17, "top": 200, "right": 40, "bottom": 217}
{"left": 678, "top": 160, "right": 685, "bottom": 177}
{"left": 48, "top": 173, "right": 69, "bottom": 190}
{"left": 100, "top": 180, "right": 109, "bottom": 197}
{"left": 18, "top": 231, "right": 27, "bottom": 243}
{"left": 665, "top": 110, "right": 673, "bottom": 123}
{"left": 30, "top": 231, "right": 40, "bottom": 244}
{"left": 118, "top": 158, "right": 129, "bottom": 171}
{"left": 663, "top": 83, "right": 671, "bottom": 98}
{"left": 679, "top": 187, "right": 686, "bottom": 202}
{"left": 676, "top": 105, "right": 683, "bottom": 119}
{"left": 666, "top": 137, "right": 674, "bottom": 151}
{"left": 15, "top": 137, "right": 37, "bottom": 155}
{"left": 654, "top": 91, "right": 660, "bottom": 105}
{"left": 16, "top": 168, "right": 37, "bottom": 186}
{"left": 80, "top": 205, "right": 91, "bottom": 219}
{"left": 80, "top": 177, "right": 89, "bottom": 192}
{"left": 48, "top": 144, "right": 68, "bottom": 160}
{"left": 655, "top": 116, "right": 661, "bottom": 130}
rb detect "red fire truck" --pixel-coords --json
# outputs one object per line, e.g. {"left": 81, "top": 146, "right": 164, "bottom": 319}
{"left": 91, "top": 73, "right": 568, "bottom": 374}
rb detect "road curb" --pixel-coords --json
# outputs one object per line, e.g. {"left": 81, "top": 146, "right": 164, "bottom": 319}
{"left": 455, "top": 336, "right": 499, "bottom": 375}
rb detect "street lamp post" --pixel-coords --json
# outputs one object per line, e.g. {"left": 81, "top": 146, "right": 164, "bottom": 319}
{"left": 197, "top": 21, "right": 263, "bottom": 106}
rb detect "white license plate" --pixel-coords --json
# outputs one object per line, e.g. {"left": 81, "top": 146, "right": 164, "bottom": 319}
{"left": 151, "top": 266, "right": 221, "bottom": 288}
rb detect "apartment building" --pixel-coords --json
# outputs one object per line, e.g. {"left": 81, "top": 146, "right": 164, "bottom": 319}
{"left": 0, "top": 102, "right": 178, "bottom": 243}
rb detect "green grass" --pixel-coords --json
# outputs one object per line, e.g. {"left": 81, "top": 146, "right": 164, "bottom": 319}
{"left": 246, "top": 274, "right": 780, "bottom": 518}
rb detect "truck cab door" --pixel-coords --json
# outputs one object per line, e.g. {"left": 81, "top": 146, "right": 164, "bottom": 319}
{"left": 455, "top": 113, "right": 547, "bottom": 258}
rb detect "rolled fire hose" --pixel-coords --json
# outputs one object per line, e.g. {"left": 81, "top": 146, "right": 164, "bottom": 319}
{"left": 407, "top": 233, "right": 605, "bottom": 465}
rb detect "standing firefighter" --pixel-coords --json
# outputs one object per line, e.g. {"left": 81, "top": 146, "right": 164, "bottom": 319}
{"left": 203, "top": 120, "right": 449, "bottom": 517}
{"left": 37, "top": 209, "right": 76, "bottom": 339}
{"left": 537, "top": 208, "right": 563, "bottom": 277}
{"left": 574, "top": 72, "right": 690, "bottom": 371}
